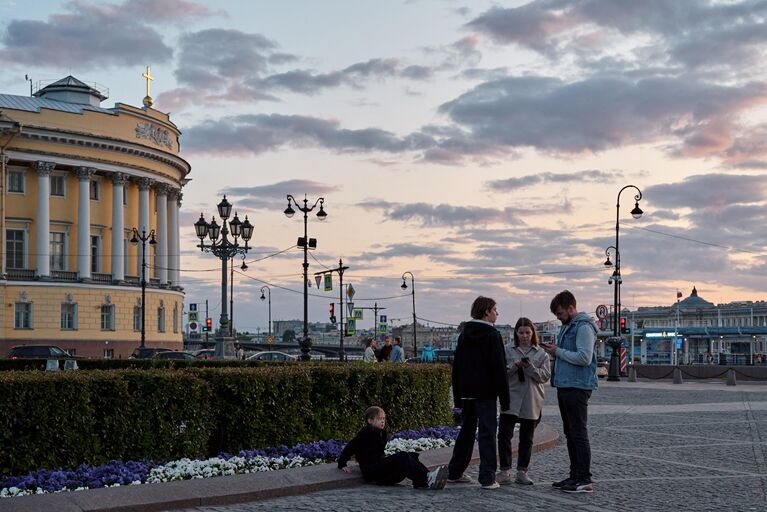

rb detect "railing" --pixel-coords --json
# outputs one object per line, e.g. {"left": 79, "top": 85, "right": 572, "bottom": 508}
{"left": 2, "top": 269, "right": 180, "bottom": 290}
{"left": 51, "top": 270, "right": 78, "bottom": 281}
{"left": 124, "top": 276, "right": 140, "bottom": 285}
{"left": 92, "top": 273, "right": 113, "bottom": 284}
{"left": 6, "top": 269, "right": 35, "bottom": 280}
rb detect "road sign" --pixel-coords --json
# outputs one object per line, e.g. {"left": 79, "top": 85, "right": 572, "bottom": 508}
{"left": 346, "top": 318, "right": 356, "bottom": 336}
{"left": 596, "top": 304, "right": 608, "bottom": 320}
{"left": 324, "top": 273, "right": 332, "bottom": 291}
{"left": 189, "top": 322, "right": 198, "bottom": 332}
{"left": 188, "top": 311, "right": 199, "bottom": 322}
{"left": 378, "top": 323, "right": 388, "bottom": 333}
{"left": 189, "top": 303, "right": 198, "bottom": 311}
{"left": 347, "top": 283, "right": 355, "bottom": 300}
{"left": 347, "top": 302, "right": 354, "bottom": 316}
{"left": 353, "top": 309, "right": 363, "bottom": 320}
{"left": 598, "top": 318, "right": 608, "bottom": 331}
{"left": 315, "top": 274, "right": 322, "bottom": 289}
{"left": 380, "top": 314, "right": 387, "bottom": 323}
{"left": 267, "top": 335, "right": 273, "bottom": 344}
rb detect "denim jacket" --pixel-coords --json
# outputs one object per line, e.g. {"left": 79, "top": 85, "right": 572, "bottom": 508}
{"left": 553, "top": 312, "right": 598, "bottom": 390}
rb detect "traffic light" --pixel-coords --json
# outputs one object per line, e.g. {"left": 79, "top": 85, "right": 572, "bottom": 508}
{"left": 204, "top": 317, "right": 212, "bottom": 332}
{"left": 329, "top": 303, "right": 336, "bottom": 324}
{"left": 620, "top": 317, "right": 629, "bottom": 334}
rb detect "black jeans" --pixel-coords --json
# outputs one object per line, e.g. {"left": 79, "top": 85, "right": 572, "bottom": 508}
{"left": 498, "top": 414, "right": 538, "bottom": 471}
{"left": 557, "top": 387, "right": 592, "bottom": 481}
{"left": 365, "top": 452, "right": 429, "bottom": 488}
{"left": 448, "top": 398, "right": 498, "bottom": 486}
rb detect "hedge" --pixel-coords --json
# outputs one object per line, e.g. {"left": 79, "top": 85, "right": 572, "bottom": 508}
{"left": 0, "top": 364, "right": 451, "bottom": 475}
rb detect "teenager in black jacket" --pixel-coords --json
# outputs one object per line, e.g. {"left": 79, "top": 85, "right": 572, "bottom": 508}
{"left": 447, "top": 296, "right": 510, "bottom": 489}
{"left": 338, "top": 406, "right": 448, "bottom": 490}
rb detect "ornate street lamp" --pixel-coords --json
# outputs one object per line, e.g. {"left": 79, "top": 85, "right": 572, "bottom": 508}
{"left": 401, "top": 271, "right": 417, "bottom": 358}
{"left": 130, "top": 228, "right": 156, "bottom": 348}
{"left": 284, "top": 194, "right": 327, "bottom": 360}
{"left": 260, "top": 285, "right": 272, "bottom": 344}
{"left": 607, "top": 185, "right": 643, "bottom": 381}
{"left": 194, "top": 196, "right": 253, "bottom": 357}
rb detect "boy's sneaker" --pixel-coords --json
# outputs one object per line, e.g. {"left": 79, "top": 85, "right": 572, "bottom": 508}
{"left": 426, "top": 466, "right": 448, "bottom": 490}
{"left": 561, "top": 480, "right": 593, "bottom": 493}
{"left": 552, "top": 477, "right": 576, "bottom": 488}
{"left": 448, "top": 474, "right": 473, "bottom": 483}
{"left": 497, "top": 469, "right": 513, "bottom": 485}
{"left": 515, "top": 470, "right": 533, "bottom": 485}
{"left": 481, "top": 481, "right": 500, "bottom": 490}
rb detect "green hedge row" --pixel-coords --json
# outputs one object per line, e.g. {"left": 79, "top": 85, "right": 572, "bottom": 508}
{"left": 0, "top": 359, "right": 262, "bottom": 371}
{"left": 0, "top": 364, "right": 452, "bottom": 475}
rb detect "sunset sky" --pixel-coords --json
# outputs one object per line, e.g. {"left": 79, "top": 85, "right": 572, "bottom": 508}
{"left": 2, "top": 0, "right": 766, "bottom": 332}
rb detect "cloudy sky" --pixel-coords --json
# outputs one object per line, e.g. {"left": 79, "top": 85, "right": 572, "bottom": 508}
{"left": 2, "top": 0, "right": 767, "bottom": 332}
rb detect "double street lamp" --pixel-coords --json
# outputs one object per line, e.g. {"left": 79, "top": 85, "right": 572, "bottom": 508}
{"left": 260, "top": 285, "right": 272, "bottom": 344}
{"left": 284, "top": 194, "right": 327, "bottom": 360}
{"left": 605, "top": 185, "right": 643, "bottom": 381}
{"left": 194, "top": 196, "right": 253, "bottom": 357}
{"left": 401, "top": 271, "right": 417, "bottom": 358}
{"left": 130, "top": 227, "right": 156, "bottom": 348}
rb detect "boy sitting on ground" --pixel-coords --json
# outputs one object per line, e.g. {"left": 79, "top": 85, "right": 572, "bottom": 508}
{"left": 337, "top": 406, "right": 448, "bottom": 490}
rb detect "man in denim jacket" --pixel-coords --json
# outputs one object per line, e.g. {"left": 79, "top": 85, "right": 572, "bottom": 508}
{"left": 542, "top": 290, "right": 597, "bottom": 494}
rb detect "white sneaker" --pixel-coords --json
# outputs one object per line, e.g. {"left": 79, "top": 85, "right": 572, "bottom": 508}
{"left": 426, "top": 466, "right": 448, "bottom": 490}
{"left": 481, "top": 481, "right": 500, "bottom": 490}
{"left": 515, "top": 470, "right": 533, "bottom": 485}
{"left": 497, "top": 469, "right": 513, "bottom": 485}
{"left": 448, "top": 474, "right": 473, "bottom": 483}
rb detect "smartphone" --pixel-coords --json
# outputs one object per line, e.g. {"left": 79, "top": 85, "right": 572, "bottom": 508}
{"left": 521, "top": 357, "right": 530, "bottom": 363}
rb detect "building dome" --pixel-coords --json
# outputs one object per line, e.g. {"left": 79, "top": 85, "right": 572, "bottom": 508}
{"left": 677, "top": 286, "right": 714, "bottom": 309}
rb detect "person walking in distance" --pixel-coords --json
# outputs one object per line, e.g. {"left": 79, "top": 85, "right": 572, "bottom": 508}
{"left": 389, "top": 337, "right": 405, "bottom": 363}
{"left": 497, "top": 317, "right": 550, "bottom": 486}
{"left": 542, "top": 290, "right": 598, "bottom": 494}
{"left": 447, "top": 296, "right": 510, "bottom": 490}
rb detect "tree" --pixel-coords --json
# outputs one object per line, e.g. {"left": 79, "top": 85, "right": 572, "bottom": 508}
{"left": 282, "top": 329, "right": 296, "bottom": 343}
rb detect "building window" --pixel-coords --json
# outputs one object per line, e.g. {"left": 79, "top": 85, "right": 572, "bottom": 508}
{"left": 101, "top": 304, "right": 115, "bottom": 331}
{"left": 90, "top": 180, "right": 100, "bottom": 200}
{"left": 14, "top": 302, "right": 32, "bottom": 329}
{"left": 173, "top": 304, "right": 179, "bottom": 333}
{"left": 50, "top": 232, "right": 65, "bottom": 271}
{"left": 103, "top": 348, "right": 114, "bottom": 359}
{"left": 7, "top": 170, "right": 24, "bottom": 193}
{"left": 157, "top": 305, "right": 165, "bottom": 332}
{"left": 91, "top": 236, "right": 100, "bottom": 273}
{"left": 133, "top": 306, "right": 142, "bottom": 332}
{"left": 61, "top": 303, "right": 77, "bottom": 330}
{"left": 6, "top": 229, "right": 25, "bottom": 269}
{"left": 51, "top": 175, "right": 66, "bottom": 197}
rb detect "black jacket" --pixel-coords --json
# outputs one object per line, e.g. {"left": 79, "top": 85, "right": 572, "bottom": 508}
{"left": 337, "top": 424, "right": 387, "bottom": 477}
{"left": 452, "top": 320, "right": 510, "bottom": 410}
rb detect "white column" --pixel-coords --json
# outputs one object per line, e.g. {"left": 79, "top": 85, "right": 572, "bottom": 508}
{"left": 34, "top": 161, "right": 54, "bottom": 278}
{"left": 76, "top": 167, "right": 96, "bottom": 280}
{"left": 137, "top": 177, "right": 152, "bottom": 277}
{"left": 156, "top": 184, "right": 168, "bottom": 285}
{"left": 168, "top": 189, "right": 181, "bottom": 286}
{"left": 111, "top": 172, "right": 128, "bottom": 282}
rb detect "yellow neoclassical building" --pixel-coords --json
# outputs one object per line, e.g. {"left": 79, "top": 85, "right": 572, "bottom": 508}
{"left": 0, "top": 76, "right": 188, "bottom": 358}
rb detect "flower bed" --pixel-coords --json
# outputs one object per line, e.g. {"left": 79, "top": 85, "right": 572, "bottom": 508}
{"left": 0, "top": 426, "right": 460, "bottom": 498}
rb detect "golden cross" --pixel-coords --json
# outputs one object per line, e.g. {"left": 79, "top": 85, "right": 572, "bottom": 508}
{"left": 142, "top": 66, "right": 154, "bottom": 97}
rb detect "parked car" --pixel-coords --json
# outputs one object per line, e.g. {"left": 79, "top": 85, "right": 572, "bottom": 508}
{"left": 246, "top": 351, "right": 297, "bottom": 362}
{"left": 597, "top": 357, "right": 609, "bottom": 378}
{"left": 434, "top": 349, "right": 455, "bottom": 363}
{"left": 193, "top": 348, "right": 215, "bottom": 360}
{"left": 153, "top": 351, "right": 196, "bottom": 360}
{"left": 7, "top": 345, "right": 75, "bottom": 359}
{"left": 129, "top": 347, "right": 172, "bottom": 359}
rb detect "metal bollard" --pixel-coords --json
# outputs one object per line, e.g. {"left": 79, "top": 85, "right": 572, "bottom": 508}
{"left": 726, "top": 368, "right": 737, "bottom": 386}
{"left": 628, "top": 365, "right": 637, "bottom": 382}
{"left": 673, "top": 367, "right": 683, "bottom": 384}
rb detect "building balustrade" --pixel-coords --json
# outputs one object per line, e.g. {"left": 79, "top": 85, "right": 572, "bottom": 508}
{"left": 2, "top": 269, "right": 181, "bottom": 290}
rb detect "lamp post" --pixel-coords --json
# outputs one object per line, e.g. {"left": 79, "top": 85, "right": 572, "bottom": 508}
{"left": 401, "top": 271, "right": 417, "bottom": 358}
{"left": 194, "top": 196, "right": 253, "bottom": 358}
{"left": 260, "top": 285, "right": 272, "bottom": 343}
{"left": 606, "top": 185, "right": 643, "bottom": 381}
{"left": 284, "top": 194, "right": 327, "bottom": 361}
{"left": 130, "top": 227, "right": 156, "bottom": 348}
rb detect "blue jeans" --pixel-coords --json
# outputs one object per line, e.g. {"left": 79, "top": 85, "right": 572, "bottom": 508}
{"left": 448, "top": 398, "right": 498, "bottom": 486}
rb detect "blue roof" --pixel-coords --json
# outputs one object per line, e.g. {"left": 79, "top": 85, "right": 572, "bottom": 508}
{"left": 0, "top": 94, "right": 116, "bottom": 115}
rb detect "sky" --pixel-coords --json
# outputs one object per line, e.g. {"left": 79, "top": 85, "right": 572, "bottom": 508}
{"left": 2, "top": 0, "right": 767, "bottom": 333}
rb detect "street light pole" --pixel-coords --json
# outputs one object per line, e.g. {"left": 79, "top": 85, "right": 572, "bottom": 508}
{"left": 284, "top": 194, "right": 327, "bottom": 361}
{"left": 194, "top": 196, "right": 253, "bottom": 358}
{"left": 130, "top": 228, "right": 156, "bottom": 348}
{"left": 401, "top": 271, "right": 417, "bottom": 358}
{"left": 607, "top": 185, "right": 643, "bottom": 381}
{"left": 260, "top": 285, "right": 272, "bottom": 343}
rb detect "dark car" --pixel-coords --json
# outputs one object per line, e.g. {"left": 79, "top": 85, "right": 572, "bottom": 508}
{"left": 7, "top": 345, "right": 74, "bottom": 359}
{"left": 246, "top": 351, "right": 296, "bottom": 362}
{"left": 597, "top": 357, "right": 609, "bottom": 378}
{"left": 129, "top": 347, "right": 172, "bottom": 359}
{"left": 153, "top": 351, "right": 196, "bottom": 360}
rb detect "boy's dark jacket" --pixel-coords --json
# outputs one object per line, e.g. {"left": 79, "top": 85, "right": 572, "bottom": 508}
{"left": 337, "top": 424, "right": 387, "bottom": 477}
{"left": 452, "top": 320, "right": 510, "bottom": 410}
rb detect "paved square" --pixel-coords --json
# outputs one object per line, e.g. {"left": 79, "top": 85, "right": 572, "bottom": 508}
{"left": 175, "top": 381, "right": 767, "bottom": 512}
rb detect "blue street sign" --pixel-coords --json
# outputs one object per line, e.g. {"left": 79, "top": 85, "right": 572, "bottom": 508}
{"left": 190, "top": 303, "right": 197, "bottom": 311}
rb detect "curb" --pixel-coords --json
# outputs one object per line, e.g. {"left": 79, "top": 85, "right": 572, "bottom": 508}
{"left": 3, "top": 424, "right": 560, "bottom": 512}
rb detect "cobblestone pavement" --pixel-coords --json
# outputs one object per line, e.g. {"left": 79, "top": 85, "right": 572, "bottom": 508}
{"left": 176, "top": 381, "right": 767, "bottom": 512}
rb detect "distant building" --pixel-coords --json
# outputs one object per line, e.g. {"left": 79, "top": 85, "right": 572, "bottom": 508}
{"left": 0, "top": 76, "right": 188, "bottom": 357}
